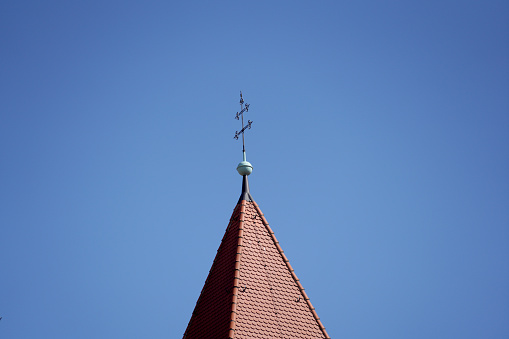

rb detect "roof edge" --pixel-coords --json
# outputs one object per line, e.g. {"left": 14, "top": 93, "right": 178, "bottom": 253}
{"left": 251, "top": 200, "right": 331, "bottom": 339}
{"left": 183, "top": 204, "right": 243, "bottom": 338}
{"left": 228, "top": 201, "right": 246, "bottom": 338}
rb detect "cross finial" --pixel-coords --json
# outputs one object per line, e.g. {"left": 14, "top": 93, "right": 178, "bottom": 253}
{"left": 234, "top": 91, "right": 253, "bottom": 153}
{"left": 234, "top": 91, "right": 253, "bottom": 176}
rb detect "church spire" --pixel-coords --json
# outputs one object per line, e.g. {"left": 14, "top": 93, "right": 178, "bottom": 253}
{"left": 182, "top": 94, "right": 330, "bottom": 338}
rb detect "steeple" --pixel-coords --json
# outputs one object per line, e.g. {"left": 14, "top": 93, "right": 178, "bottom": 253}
{"left": 182, "top": 94, "right": 330, "bottom": 338}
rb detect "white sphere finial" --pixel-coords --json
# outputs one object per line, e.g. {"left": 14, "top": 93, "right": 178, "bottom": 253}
{"left": 237, "top": 160, "right": 253, "bottom": 176}
{"left": 237, "top": 151, "right": 253, "bottom": 176}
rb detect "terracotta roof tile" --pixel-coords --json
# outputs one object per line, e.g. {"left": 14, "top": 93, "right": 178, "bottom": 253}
{"left": 183, "top": 191, "right": 330, "bottom": 339}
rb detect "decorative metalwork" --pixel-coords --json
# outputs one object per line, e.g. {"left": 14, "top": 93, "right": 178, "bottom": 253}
{"left": 234, "top": 91, "right": 253, "bottom": 152}
{"left": 235, "top": 103, "right": 250, "bottom": 120}
{"left": 234, "top": 120, "right": 252, "bottom": 140}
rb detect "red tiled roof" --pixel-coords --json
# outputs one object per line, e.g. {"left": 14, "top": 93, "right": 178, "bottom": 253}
{"left": 183, "top": 184, "right": 330, "bottom": 338}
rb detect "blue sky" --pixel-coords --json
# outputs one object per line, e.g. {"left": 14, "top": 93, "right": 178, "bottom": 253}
{"left": 1, "top": 1, "right": 508, "bottom": 338}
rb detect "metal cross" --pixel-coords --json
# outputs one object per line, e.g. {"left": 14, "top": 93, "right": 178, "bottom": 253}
{"left": 234, "top": 91, "right": 253, "bottom": 152}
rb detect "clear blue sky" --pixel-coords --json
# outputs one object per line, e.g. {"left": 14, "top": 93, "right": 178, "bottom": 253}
{"left": 1, "top": 1, "right": 508, "bottom": 338}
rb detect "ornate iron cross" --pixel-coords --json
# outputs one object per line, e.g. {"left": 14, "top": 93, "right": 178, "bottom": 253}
{"left": 234, "top": 91, "right": 253, "bottom": 152}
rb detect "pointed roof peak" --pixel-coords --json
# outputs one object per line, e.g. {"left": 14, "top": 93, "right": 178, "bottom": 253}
{"left": 183, "top": 199, "right": 330, "bottom": 338}
{"left": 238, "top": 175, "right": 253, "bottom": 203}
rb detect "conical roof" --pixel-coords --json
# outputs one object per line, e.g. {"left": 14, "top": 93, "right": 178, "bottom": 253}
{"left": 183, "top": 176, "right": 330, "bottom": 338}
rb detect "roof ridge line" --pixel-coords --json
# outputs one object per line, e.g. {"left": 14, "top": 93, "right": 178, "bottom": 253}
{"left": 228, "top": 200, "right": 247, "bottom": 339}
{"left": 251, "top": 200, "right": 331, "bottom": 339}
{"left": 183, "top": 203, "right": 242, "bottom": 338}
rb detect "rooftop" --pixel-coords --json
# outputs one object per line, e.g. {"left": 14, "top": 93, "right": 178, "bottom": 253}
{"left": 183, "top": 175, "right": 330, "bottom": 338}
